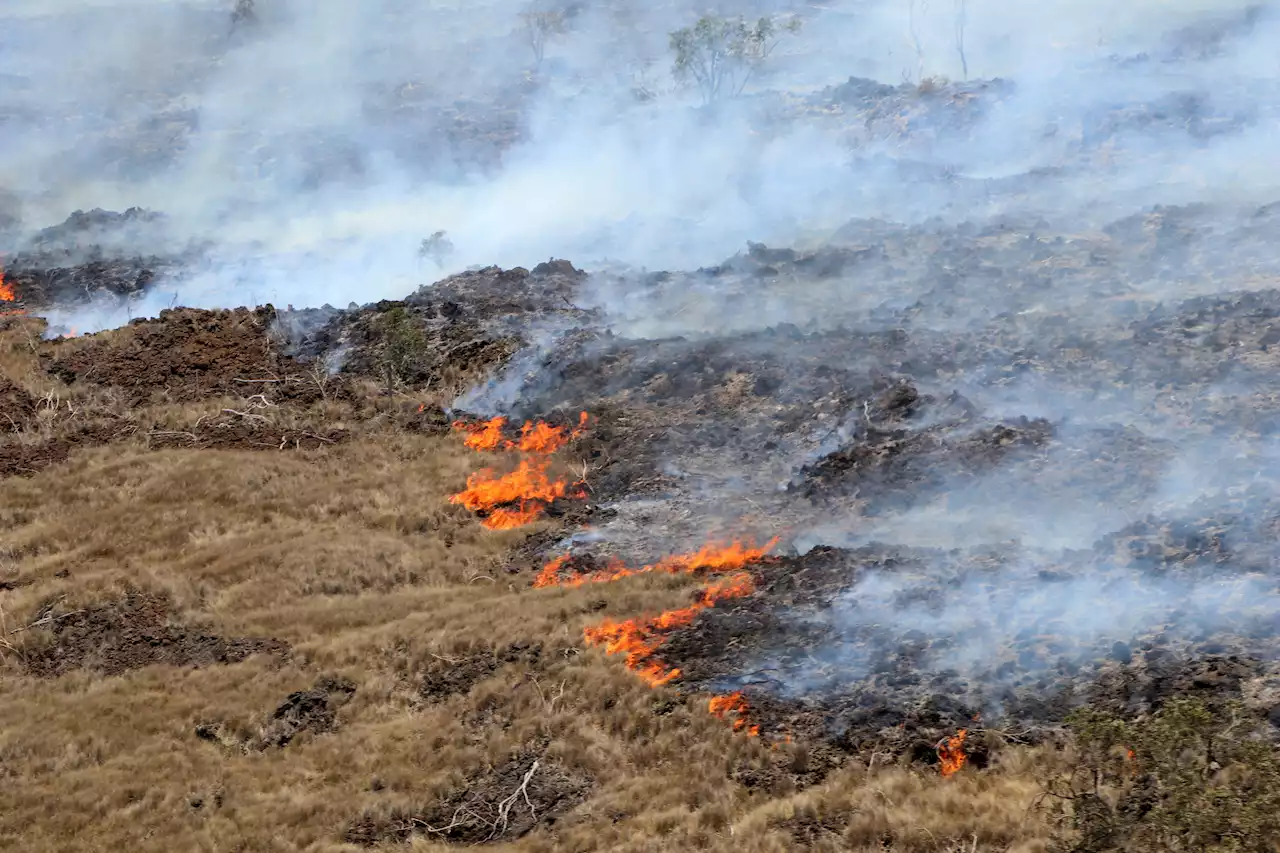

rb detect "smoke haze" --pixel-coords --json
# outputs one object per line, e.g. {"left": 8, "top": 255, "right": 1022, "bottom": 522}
{"left": 3, "top": 0, "right": 1279, "bottom": 332}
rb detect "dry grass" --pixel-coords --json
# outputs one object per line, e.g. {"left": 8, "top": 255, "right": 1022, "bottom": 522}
{"left": 0, "top": 319, "right": 1057, "bottom": 852}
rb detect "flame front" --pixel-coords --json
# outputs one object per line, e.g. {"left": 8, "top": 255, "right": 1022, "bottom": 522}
{"left": 452, "top": 412, "right": 589, "bottom": 453}
{"left": 513, "top": 411, "right": 589, "bottom": 453}
{"left": 449, "top": 457, "right": 584, "bottom": 529}
{"left": 709, "top": 692, "right": 761, "bottom": 737}
{"left": 450, "top": 413, "right": 590, "bottom": 529}
{"left": 454, "top": 416, "right": 508, "bottom": 451}
{"left": 0, "top": 265, "right": 22, "bottom": 315}
{"left": 582, "top": 573, "right": 756, "bottom": 688}
{"left": 938, "top": 729, "right": 968, "bottom": 777}
{"left": 533, "top": 537, "right": 779, "bottom": 588}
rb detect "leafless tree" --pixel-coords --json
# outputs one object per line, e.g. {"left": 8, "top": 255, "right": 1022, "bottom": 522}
{"left": 521, "top": 6, "right": 566, "bottom": 70}
{"left": 907, "top": 0, "right": 927, "bottom": 82}
{"left": 954, "top": 0, "right": 969, "bottom": 80}
{"left": 231, "top": 0, "right": 256, "bottom": 30}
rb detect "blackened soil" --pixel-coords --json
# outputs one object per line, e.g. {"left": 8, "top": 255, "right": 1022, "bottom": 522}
{"left": 22, "top": 590, "right": 290, "bottom": 678}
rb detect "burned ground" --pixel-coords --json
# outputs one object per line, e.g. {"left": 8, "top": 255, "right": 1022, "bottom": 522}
{"left": 6, "top": 202, "right": 1280, "bottom": 851}
{"left": 20, "top": 590, "right": 291, "bottom": 679}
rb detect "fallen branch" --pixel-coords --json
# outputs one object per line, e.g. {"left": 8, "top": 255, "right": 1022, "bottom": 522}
{"left": 222, "top": 408, "right": 268, "bottom": 422}
{"left": 490, "top": 760, "right": 539, "bottom": 840}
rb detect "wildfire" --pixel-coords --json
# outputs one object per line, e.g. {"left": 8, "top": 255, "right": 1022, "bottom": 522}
{"left": 449, "top": 457, "right": 585, "bottom": 530}
{"left": 532, "top": 537, "right": 779, "bottom": 588}
{"left": 709, "top": 692, "right": 761, "bottom": 737}
{"left": 452, "top": 411, "right": 589, "bottom": 454}
{"left": 455, "top": 415, "right": 508, "bottom": 451}
{"left": 0, "top": 265, "right": 23, "bottom": 315}
{"left": 450, "top": 412, "right": 591, "bottom": 530}
{"left": 582, "top": 572, "right": 756, "bottom": 688}
{"left": 938, "top": 729, "right": 968, "bottom": 777}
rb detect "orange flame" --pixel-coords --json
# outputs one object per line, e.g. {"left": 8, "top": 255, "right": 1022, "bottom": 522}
{"left": 454, "top": 416, "right": 508, "bottom": 451}
{"left": 533, "top": 537, "right": 779, "bottom": 588}
{"left": 480, "top": 503, "right": 548, "bottom": 530}
{"left": 452, "top": 412, "right": 589, "bottom": 454}
{"left": 709, "top": 692, "right": 761, "bottom": 737}
{"left": 450, "top": 412, "right": 591, "bottom": 529}
{"left": 0, "top": 265, "right": 22, "bottom": 315}
{"left": 938, "top": 729, "right": 968, "bottom": 777}
{"left": 582, "top": 573, "right": 755, "bottom": 687}
{"left": 449, "top": 456, "right": 584, "bottom": 529}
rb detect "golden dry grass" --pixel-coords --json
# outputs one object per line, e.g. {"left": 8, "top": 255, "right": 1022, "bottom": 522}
{"left": 0, "top": 319, "right": 1057, "bottom": 852}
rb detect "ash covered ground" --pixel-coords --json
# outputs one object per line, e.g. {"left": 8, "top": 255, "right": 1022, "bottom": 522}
{"left": 5, "top": 0, "right": 1280, "bottom": 796}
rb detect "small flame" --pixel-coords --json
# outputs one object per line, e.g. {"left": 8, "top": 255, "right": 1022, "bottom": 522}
{"left": 938, "top": 729, "right": 968, "bottom": 777}
{"left": 709, "top": 692, "right": 761, "bottom": 737}
{"left": 452, "top": 412, "right": 589, "bottom": 454}
{"left": 533, "top": 537, "right": 779, "bottom": 588}
{"left": 0, "top": 265, "right": 22, "bottom": 314}
{"left": 582, "top": 573, "right": 756, "bottom": 687}
{"left": 454, "top": 416, "right": 508, "bottom": 451}
{"left": 449, "top": 456, "right": 584, "bottom": 528}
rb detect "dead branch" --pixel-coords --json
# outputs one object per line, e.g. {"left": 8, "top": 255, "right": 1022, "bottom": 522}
{"left": 243, "top": 394, "right": 277, "bottom": 409}
{"left": 222, "top": 408, "right": 268, "bottom": 422}
{"left": 490, "top": 760, "right": 540, "bottom": 840}
{"left": 147, "top": 430, "right": 200, "bottom": 444}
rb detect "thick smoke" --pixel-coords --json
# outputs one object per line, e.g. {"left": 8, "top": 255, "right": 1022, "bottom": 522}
{"left": 4, "top": 0, "right": 1279, "bottom": 334}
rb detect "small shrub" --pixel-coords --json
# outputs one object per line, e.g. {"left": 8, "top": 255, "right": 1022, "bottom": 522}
{"left": 374, "top": 306, "right": 427, "bottom": 396}
{"left": 669, "top": 14, "right": 800, "bottom": 104}
{"left": 418, "top": 231, "right": 454, "bottom": 270}
{"left": 1041, "top": 699, "right": 1280, "bottom": 853}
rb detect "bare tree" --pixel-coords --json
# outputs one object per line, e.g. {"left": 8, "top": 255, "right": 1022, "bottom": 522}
{"left": 907, "top": 0, "right": 927, "bottom": 83}
{"left": 521, "top": 6, "right": 566, "bottom": 71}
{"left": 954, "top": 0, "right": 969, "bottom": 80}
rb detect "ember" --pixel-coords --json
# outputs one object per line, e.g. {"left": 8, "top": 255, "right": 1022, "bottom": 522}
{"left": 938, "top": 729, "right": 968, "bottom": 777}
